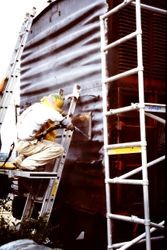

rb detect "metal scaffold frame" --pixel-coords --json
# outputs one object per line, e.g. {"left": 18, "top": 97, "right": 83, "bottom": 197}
{"left": 100, "top": 0, "right": 166, "bottom": 249}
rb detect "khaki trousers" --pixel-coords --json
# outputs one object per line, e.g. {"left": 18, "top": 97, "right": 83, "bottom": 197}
{"left": 15, "top": 139, "right": 64, "bottom": 170}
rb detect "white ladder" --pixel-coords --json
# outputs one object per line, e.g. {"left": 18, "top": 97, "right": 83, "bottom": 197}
{"left": 0, "top": 8, "right": 36, "bottom": 131}
{"left": 20, "top": 84, "right": 81, "bottom": 222}
{"left": 100, "top": 1, "right": 165, "bottom": 249}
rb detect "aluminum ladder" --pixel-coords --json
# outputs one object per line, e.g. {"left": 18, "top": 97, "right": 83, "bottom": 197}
{"left": 0, "top": 7, "right": 36, "bottom": 132}
{"left": 100, "top": 0, "right": 165, "bottom": 249}
{"left": 19, "top": 84, "right": 81, "bottom": 223}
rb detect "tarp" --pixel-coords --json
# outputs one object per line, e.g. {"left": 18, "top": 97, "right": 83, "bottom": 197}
{"left": 0, "top": 239, "right": 57, "bottom": 250}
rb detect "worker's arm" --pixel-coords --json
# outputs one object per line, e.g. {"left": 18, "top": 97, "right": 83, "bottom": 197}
{"left": 60, "top": 117, "right": 75, "bottom": 131}
{"left": 36, "top": 118, "right": 75, "bottom": 140}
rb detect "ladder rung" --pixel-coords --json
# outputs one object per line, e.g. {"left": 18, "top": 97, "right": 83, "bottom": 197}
{"left": 105, "top": 67, "right": 142, "bottom": 83}
{"left": 106, "top": 103, "right": 166, "bottom": 116}
{"left": 23, "top": 171, "right": 58, "bottom": 179}
{"left": 106, "top": 141, "right": 145, "bottom": 155}
{"left": 0, "top": 169, "right": 58, "bottom": 179}
{"left": 108, "top": 213, "right": 164, "bottom": 229}
{"left": 108, "top": 146, "right": 141, "bottom": 155}
{"left": 103, "top": 31, "right": 138, "bottom": 52}
{"left": 144, "top": 103, "right": 166, "bottom": 113}
{"left": 106, "top": 103, "right": 138, "bottom": 116}
{"left": 108, "top": 213, "right": 146, "bottom": 225}
{"left": 100, "top": 0, "right": 133, "bottom": 20}
{"left": 106, "top": 178, "right": 147, "bottom": 185}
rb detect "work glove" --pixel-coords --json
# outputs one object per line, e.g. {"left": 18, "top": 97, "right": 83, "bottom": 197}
{"left": 65, "top": 123, "right": 75, "bottom": 131}
{"left": 60, "top": 117, "right": 75, "bottom": 131}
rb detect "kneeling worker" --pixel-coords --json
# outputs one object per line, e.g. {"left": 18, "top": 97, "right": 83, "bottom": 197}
{"left": 14, "top": 92, "right": 74, "bottom": 171}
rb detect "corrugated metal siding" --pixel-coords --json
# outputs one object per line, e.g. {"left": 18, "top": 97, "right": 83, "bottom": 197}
{"left": 20, "top": 0, "right": 107, "bottom": 213}
{"left": 107, "top": 2, "right": 167, "bottom": 83}
{"left": 21, "top": 0, "right": 107, "bottom": 150}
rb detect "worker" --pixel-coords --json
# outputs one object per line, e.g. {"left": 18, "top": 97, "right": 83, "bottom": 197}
{"left": 14, "top": 92, "right": 75, "bottom": 171}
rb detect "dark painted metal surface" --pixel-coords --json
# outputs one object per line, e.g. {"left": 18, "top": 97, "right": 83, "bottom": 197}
{"left": 20, "top": 0, "right": 107, "bottom": 144}
{"left": 20, "top": 0, "right": 107, "bottom": 214}
{"left": 20, "top": 0, "right": 166, "bottom": 212}
{"left": 18, "top": 0, "right": 166, "bottom": 248}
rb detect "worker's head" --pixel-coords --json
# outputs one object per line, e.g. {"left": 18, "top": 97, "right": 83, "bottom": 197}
{"left": 40, "top": 93, "right": 64, "bottom": 112}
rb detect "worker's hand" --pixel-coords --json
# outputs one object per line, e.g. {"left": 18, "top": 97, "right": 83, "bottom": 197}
{"left": 61, "top": 111, "right": 67, "bottom": 117}
{"left": 65, "top": 123, "right": 75, "bottom": 131}
{"left": 60, "top": 117, "right": 75, "bottom": 130}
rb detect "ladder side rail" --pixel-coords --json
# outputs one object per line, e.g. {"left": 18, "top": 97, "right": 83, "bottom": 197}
{"left": 0, "top": 77, "right": 18, "bottom": 112}
{"left": 21, "top": 193, "right": 35, "bottom": 220}
{"left": 53, "top": 84, "right": 81, "bottom": 173}
{"left": 6, "top": 21, "right": 28, "bottom": 76}
{"left": 1, "top": 13, "right": 34, "bottom": 94}
{"left": 38, "top": 133, "right": 74, "bottom": 219}
{"left": 100, "top": 16, "right": 113, "bottom": 249}
{"left": 5, "top": 10, "right": 35, "bottom": 89}
{"left": 135, "top": 1, "right": 151, "bottom": 249}
{"left": 7, "top": 7, "right": 36, "bottom": 76}
{"left": 0, "top": 8, "right": 36, "bottom": 129}
{"left": 39, "top": 101, "right": 79, "bottom": 218}
{"left": 55, "top": 130, "right": 73, "bottom": 175}
{"left": 38, "top": 129, "right": 74, "bottom": 220}
{"left": 0, "top": 72, "right": 20, "bottom": 127}
{"left": 21, "top": 174, "right": 44, "bottom": 220}
{"left": 0, "top": 77, "right": 18, "bottom": 126}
